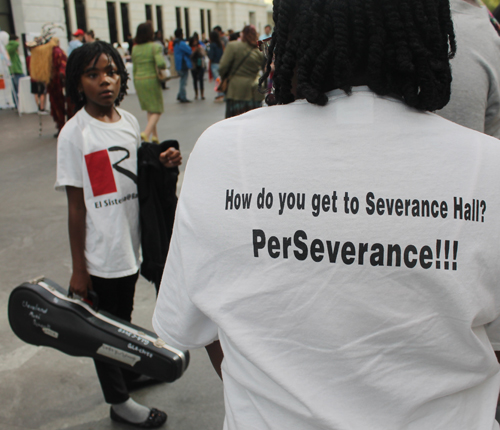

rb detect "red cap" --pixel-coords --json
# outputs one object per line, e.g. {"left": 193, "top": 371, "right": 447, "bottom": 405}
{"left": 73, "top": 29, "right": 85, "bottom": 37}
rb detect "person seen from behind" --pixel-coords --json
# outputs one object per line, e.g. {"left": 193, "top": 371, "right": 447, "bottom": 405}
{"left": 153, "top": 0, "right": 500, "bottom": 429}
{"left": 6, "top": 34, "right": 24, "bottom": 106}
{"left": 437, "top": 0, "right": 500, "bottom": 138}
{"left": 56, "top": 41, "right": 181, "bottom": 429}
{"left": 26, "top": 51, "right": 47, "bottom": 114}
{"left": 218, "top": 25, "right": 264, "bottom": 118}
{"left": 85, "top": 30, "right": 95, "bottom": 43}
{"left": 173, "top": 28, "right": 192, "bottom": 103}
{"left": 214, "top": 26, "right": 228, "bottom": 47}
{"left": 131, "top": 21, "right": 167, "bottom": 143}
{"left": 68, "top": 29, "right": 84, "bottom": 56}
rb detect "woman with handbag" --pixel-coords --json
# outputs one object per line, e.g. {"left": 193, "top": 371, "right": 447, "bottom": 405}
{"left": 131, "top": 22, "right": 167, "bottom": 143}
{"left": 218, "top": 25, "right": 265, "bottom": 118}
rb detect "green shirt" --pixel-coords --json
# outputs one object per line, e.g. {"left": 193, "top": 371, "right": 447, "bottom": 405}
{"left": 6, "top": 40, "right": 23, "bottom": 75}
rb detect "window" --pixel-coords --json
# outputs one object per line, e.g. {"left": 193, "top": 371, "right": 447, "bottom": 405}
{"left": 145, "top": 4, "right": 152, "bottom": 22}
{"left": 107, "top": 2, "right": 118, "bottom": 44}
{"left": 184, "top": 8, "right": 190, "bottom": 38}
{"left": 0, "top": 0, "right": 13, "bottom": 34}
{"left": 156, "top": 5, "right": 163, "bottom": 34}
{"left": 200, "top": 9, "right": 205, "bottom": 35}
{"left": 176, "top": 7, "right": 182, "bottom": 31}
{"left": 249, "top": 11, "right": 256, "bottom": 26}
{"left": 121, "top": 3, "right": 131, "bottom": 40}
{"left": 74, "top": 0, "right": 87, "bottom": 31}
{"left": 207, "top": 10, "right": 212, "bottom": 32}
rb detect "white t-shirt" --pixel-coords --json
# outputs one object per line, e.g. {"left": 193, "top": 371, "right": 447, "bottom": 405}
{"left": 437, "top": 0, "right": 500, "bottom": 138}
{"left": 55, "top": 107, "right": 141, "bottom": 278}
{"left": 153, "top": 87, "right": 500, "bottom": 430}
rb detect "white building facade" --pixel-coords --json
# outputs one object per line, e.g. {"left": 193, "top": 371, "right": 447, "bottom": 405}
{"left": 7, "top": 0, "right": 272, "bottom": 53}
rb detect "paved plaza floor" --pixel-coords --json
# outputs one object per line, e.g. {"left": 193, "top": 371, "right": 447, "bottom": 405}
{"left": 0, "top": 80, "right": 227, "bottom": 430}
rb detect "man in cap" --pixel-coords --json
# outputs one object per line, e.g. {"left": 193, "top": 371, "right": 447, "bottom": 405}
{"left": 68, "top": 29, "right": 84, "bottom": 56}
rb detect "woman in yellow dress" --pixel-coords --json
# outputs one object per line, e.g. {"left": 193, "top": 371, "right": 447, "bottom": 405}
{"left": 131, "top": 22, "right": 166, "bottom": 143}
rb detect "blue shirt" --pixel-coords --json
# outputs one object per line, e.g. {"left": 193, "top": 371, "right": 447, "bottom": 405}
{"left": 68, "top": 39, "right": 83, "bottom": 56}
{"left": 173, "top": 39, "right": 192, "bottom": 71}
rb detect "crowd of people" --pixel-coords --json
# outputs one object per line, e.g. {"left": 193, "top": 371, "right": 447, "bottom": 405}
{"left": 4, "top": 22, "right": 270, "bottom": 138}
{"left": 46, "top": 19, "right": 272, "bottom": 429}
{"left": 8, "top": 0, "right": 500, "bottom": 428}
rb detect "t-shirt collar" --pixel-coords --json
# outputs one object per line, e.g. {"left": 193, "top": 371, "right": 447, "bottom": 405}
{"left": 81, "top": 106, "right": 124, "bottom": 129}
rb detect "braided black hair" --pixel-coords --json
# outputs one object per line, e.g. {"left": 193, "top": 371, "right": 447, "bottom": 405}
{"left": 66, "top": 41, "right": 129, "bottom": 111}
{"left": 261, "top": 0, "right": 456, "bottom": 111}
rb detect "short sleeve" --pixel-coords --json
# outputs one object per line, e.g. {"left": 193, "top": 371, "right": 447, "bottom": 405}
{"left": 54, "top": 131, "right": 84, "bottom": 191}
{"left": 486, "top": 318, "right": 500, "bottom": 350}
{"left": 119, "top": 109, "right": 141, "bottom": 146}
{"left": 152, "top": 225, "right": 219, "bottom": 350}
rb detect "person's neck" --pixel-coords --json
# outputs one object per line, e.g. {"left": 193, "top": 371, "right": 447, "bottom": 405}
{"left": 84, "top": 104, "right": 121, "bottom": 123}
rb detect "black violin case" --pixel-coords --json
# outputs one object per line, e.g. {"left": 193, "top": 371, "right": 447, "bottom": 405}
{"left": 8, "top": 277, "right": 189, "bottom": 382}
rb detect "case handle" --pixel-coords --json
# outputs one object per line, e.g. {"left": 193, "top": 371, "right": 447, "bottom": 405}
{"left": 68, "top": 288, "right": 99, "bottom": 311}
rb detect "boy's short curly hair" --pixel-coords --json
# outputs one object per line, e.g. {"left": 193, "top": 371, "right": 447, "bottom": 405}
{"left": 261, "top": 0, "right": 456, "bottom": 112}
{"left": 66, "top": 41, "right": 129, "bottom": 111}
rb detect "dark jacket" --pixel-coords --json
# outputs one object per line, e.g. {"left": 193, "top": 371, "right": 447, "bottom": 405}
{"left": 138, "top": 140, "right": 179, "bottom": 292}
{"left": 208, "top": 42, "right": 224, "bottom": 64}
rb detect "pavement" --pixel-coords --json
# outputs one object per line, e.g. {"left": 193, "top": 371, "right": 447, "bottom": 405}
{"left": 0, "top": 79, "right": 227, "bottom": 430}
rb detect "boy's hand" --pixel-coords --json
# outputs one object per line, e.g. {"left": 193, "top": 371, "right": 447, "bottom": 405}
{"left": 70, "top": 269, "right": 93, "bottom": 299}
{"left": 159, "top": 148, "right": 182, "bottom": 168}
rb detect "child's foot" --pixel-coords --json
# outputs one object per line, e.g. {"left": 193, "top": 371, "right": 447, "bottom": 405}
{"left": 110, "top": 398, "right": 167, "bottom": 428}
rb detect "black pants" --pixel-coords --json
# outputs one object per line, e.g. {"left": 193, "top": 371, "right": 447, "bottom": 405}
{"left": 91, "top": 272, "right": 139, "bottom": 404}
{"left": 191, "top": 68, "right": 205, "bottom": 92}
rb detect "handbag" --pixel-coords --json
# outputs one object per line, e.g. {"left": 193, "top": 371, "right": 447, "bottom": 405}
{"left": 157, "top": 67, "right": 171, "bottom": 83}
{"left": 155, "top": 43, "right": 171, "bottom": 82}
{"left": 216, "top": 76, "right": 229, "bottom": 93}
{"left": 217, "top": 48, "right": 255, "bottom": 93}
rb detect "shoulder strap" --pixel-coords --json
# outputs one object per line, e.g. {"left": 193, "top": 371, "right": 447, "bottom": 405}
{"left": 228, "top": 47, "right": 256, "bottom": 79}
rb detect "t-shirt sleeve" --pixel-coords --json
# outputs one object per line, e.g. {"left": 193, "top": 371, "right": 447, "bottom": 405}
{"left": 152, "top": 139, "right": 220, "bottom": 349}
{"left": 121, "top": 109, "right": 141, "bottom": 146}
{"left": 486, "top": 317, "right": 500, "bottom": 350}
{"left": 54, "top": 129, "right": 84, "bottom": 191}
{"left": 152, "top": 224, "right": 219, "bottom": 350}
